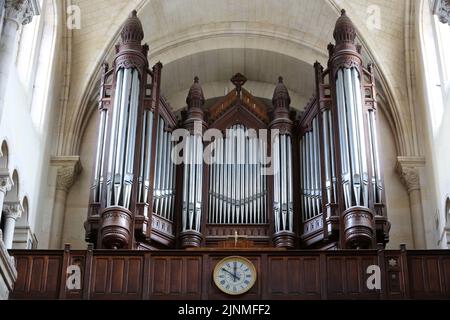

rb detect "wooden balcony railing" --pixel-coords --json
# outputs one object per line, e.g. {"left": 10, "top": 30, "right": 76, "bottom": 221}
{"left": 8, "top": 245, "right": 450, "bottom": 300}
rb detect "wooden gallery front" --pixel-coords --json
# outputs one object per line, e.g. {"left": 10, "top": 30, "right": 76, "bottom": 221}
{"left": 9, "top": 10, "right": 450, "bottom": 300}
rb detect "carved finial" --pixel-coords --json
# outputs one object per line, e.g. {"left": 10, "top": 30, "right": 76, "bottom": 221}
{"left": 333, "top": 8, "right": 356, "bottom": 46}
{"left": 272, "top": 76, "right": 291, "bottom": 108}
{"left": 186, "top": 76, "right": 205, "bottom": 108}
{"left": 120, "top": 10, "right": 144, "bottom": 46}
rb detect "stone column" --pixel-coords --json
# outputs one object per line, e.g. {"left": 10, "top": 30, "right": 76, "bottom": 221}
{"left": 397, "top": 157, "right": 427, "bottom": 249}
{"left": 49, "top": 156, "right": 80, "bottom": 249}
{"left": 2, "top": 201, "right": 22, "bottom": 249}
{"left": 434, "top": 0, "right": 450, "bottom": 25}
{"left": 0, "top": 0, "right": 39, "bottom": 121}
{"left": 0, "top": 169, "right": 12, "bottom": 225}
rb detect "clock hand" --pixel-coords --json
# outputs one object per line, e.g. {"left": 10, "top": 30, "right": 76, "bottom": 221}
{"left": 221, "top": 268, "right": 240, "bottom": 281}
{"left": 233, "top": 262, "right": 237, "bottom": 280}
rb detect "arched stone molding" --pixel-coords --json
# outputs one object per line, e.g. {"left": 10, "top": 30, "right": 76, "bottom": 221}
{"left": 55, "top": 0, "right": 412, "bottom": 165}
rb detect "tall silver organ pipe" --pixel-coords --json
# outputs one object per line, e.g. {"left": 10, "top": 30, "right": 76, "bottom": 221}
{"left": 299, "top": 116, "right": 323, "bottom": 223}
{"left": 88, "top": 11, "right": 169, "bottom": 250}
{"left": 273, "top": 132, "right": 294, "bottom": 233}
{"left": 139, "top": 110, "right": 154, "bottom": 209}
{"left": 335, "top": 67, "right": 369, "bottom": 209}
{"left": 208, "top": 125, "right": 268, "bottom": 225}
{"left": 322, "top": 109, "right": 336, "bottom": 214}
{"left": 105, "top": 68, "right": 140, "bottom": 210}
{"left": 181, "top": 132, "right": 204, "bottom": 232}
{"left": 368, "top": 108, "right": 382, "bottom": 204}
{"left": 270, "top": 76, "right": 295, "bottom": 248}
{"left": 153, "top": 116, "right": 177, "bottom": 222}
{"left": 92, "top": 107, "right": 109, "bottom": 203}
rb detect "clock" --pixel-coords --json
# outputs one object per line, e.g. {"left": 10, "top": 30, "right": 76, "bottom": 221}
{"left": 213, "top": 256, "right": 257, "bottom": 295}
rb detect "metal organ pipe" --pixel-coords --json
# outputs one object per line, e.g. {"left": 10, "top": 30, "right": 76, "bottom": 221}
{"left": 336, "top": 67, "right": 369, "bottom": 209}
{"left": 301, "top": 137, "right": 306, "bottom": 222}
{"left": 114, "top": 69, "right": 131, "bottom": 206}
{"left": 368, "top": 110, "right": 382, "bottom": 203}
{"left": 261, "top": 138, "right": 267, "bottom": 224}
{"left": 272, "top": 131, "right": 294, "bottom": 233}
{"left": 225, "top": 131, "right": 231, "bottom": 224}
{"left": 207, "top": 126, "right": 268, "bottom": 225}
{"left": 273, "top": 134, "right": 280, "bottom": 232}
{"left": 181, "top": 135, "right": 190, "bottom": 231}
{"left": 298, "top": 115, "right": 323, "bottom": 224}
{"left": 123, "top": 70, "right": 140, "bottom": 209}
{"left": 152, "top": 116, "right": 177, "bottom": 222}
{"left": 336, "top": 71, "right": 351, "bottom": 209}
{"left": 104, "top": 68, "right": 140, "bottom": 210}
{"left": 89, "top": 11, "right": 168, "bottom": 250}
{"left": 142, "top": 111, "right": 155, "bottom": 206}
{"left": 107, "top": 69, "right": 123, "bottom": 206}
{"left": 287, "top": 135, "right": 294, "bottom": 230}
{"left": 181, "top": 124, "right": 204, "bottom": 235}
{"left": 93, "top": 108, "right": 108, "bottom": 203}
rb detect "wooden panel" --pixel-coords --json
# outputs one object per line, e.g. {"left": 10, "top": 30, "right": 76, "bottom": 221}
{"left": 11, "top": 255, "right": 62, "bottom": 300}
{"left": 90, "top": 256, "right": 143, "bottom": 299}
{"left": 326, "top": 255, "right": 379, "bottom": 299}
{"left": 266, "top": 256, "right": 321, "bottom": 299}
{"left": 149, "top": 256, "right": 202, "bottom": 299}
{"left": 442, "top": 257, "right": 450, "bottom": 296}
{"left": 9, "top": 250, "right": 450, "bottom": 300}
{"left": 385, "top": 254, "right": 403, "bottom": 299}
{"left": 65, "top": 253, "right": 86, "bottom": 299}
{"left": 409, "top": 255, "right": 450, "bottom": 299}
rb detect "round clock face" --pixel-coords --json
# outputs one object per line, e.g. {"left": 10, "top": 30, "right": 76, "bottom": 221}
{"left": 213, "top": 256, "right": 257, "bottom": 295}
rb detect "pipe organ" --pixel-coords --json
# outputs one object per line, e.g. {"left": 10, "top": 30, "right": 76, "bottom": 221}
{"left": 208, "top": 125, "right": 268, "bottom": 226}
{"left": 299, "top": 114, "right": 323, "bottom": 225}
{"left": 86, "top": 10, "right": 390, "bottom": 250}
{"left": 152, "top": 116, "right": 177, "bottom": 222}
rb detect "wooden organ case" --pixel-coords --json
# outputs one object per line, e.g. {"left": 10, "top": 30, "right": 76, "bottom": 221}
{"left": 85, "top": 10, "right": 390, "bottom": 251}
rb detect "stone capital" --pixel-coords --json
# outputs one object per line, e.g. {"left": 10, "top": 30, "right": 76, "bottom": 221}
{"left": 0, "top": 169, "right": 13, "bottom": 194}
{"left": 50, "top": 156, "right": 81, "bottom": 193}
{"left": 4, "top": 0, "right": 40, "bottom": 28}
{"left": 434, "top": 0, "right": 450, "bottom": 25}
{"left": 2, "top": 200, "right": 23, "bottom": 220}
{"left": 397, "top": 157, "right": 425, "bottom": 194}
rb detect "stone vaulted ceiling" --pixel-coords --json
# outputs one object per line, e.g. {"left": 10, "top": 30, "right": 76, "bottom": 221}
{"left": 61, "top": 0, "right": 412, "bottom": 156}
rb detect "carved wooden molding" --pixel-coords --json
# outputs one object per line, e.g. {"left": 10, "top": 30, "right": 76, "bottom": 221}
{"left": 434, "top": 0, "right": 450, "bottom": 25}
{"left": 50, "top": 156, "right": 81, "bottom": 193}
{"left": 4, "top": 0, "right": 40, "bottom": 27}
